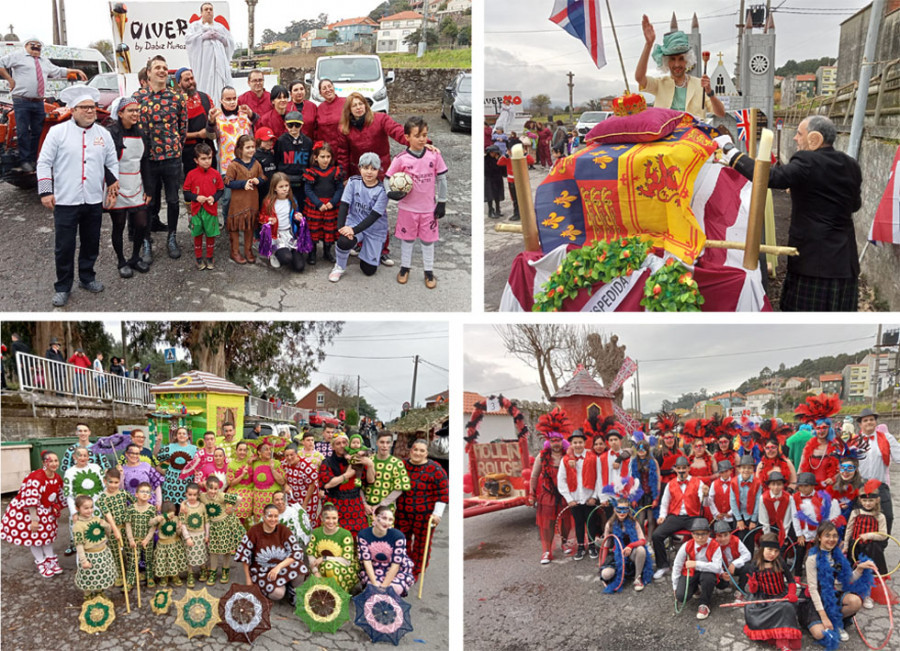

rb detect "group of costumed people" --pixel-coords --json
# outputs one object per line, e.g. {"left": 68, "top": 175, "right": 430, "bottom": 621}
{"left": 0, "top": 422, "right": 448, "bottom": 612}
{"left": 528, "top": 395, "right": 900, "bottom": 650}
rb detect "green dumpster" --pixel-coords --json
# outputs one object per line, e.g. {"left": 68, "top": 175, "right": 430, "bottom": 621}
{"left": 27, "top": 436, "right": 82, "bottom": 473}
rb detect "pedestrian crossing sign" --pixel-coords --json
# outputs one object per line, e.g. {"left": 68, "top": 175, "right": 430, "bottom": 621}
{"left": 164, "top": 348, "right": 177, "bottom": 364}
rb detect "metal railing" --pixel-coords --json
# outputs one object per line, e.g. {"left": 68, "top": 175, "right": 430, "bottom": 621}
{"left": 15, "top": 352, "right": 153, "bottom": 407}
{"left": 246, "top": 395, "right": 308, "bottom": 423}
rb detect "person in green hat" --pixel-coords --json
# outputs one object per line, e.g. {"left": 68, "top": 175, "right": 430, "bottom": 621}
{"left": 634, "top": 15, "right": 725, "bottom": 120}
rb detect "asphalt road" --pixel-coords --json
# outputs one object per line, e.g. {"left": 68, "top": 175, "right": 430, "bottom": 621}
{"left": 0, "top": 498, "right": 450, "bottom": 650}
{"left": 0, "top": 112, "right": 471, "bottom": 313}
{"left": 464, "top": 466, "right": 900, "bottom": 651}
{"left": 482, "top": 156, "right": 796, "bottom": 312}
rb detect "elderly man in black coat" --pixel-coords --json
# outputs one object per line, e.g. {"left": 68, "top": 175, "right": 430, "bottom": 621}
{"left": 723, "top": 115, "right": 862, "bottom": 311}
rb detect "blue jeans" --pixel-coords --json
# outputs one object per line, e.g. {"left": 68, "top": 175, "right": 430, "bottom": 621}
{"left": 53, "top": 203, "right": 102, "bottom": 292}
{"left": 12, "top": 97, "right": 45, "bottom": 165}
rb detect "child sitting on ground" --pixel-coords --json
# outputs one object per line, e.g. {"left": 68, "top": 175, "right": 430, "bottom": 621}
{"left": 258, "top": 171, "right": 312, "bottom": 273}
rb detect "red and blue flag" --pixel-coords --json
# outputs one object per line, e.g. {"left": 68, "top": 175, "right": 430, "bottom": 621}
{"left": 549, "top": 0, "right": 606, "bottom": 69}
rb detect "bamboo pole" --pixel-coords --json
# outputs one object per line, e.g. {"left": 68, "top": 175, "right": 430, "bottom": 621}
{"left": 510, "top": 144, "right": 541, "bottom": 252}
{"left": 133, "top": 546, "right": 142, "bottom": 608}
{"left": 117, "top": 540, "right": 130, "bottom": 613}
{"left": 605, "top": 0, "right": 630, "bottom": 93}
{"left": 742, "top": 128, "right": 774, "bottom": 270}
{"left": 748, "top": 108, "right": 757, "bottom": 158}
{"left": 417, "top": 515, "right": 436, "bottom": 600}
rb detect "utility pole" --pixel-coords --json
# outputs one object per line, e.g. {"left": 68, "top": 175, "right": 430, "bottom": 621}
{"left": 848, "top": 0, "right": 885, "bottom": 160}
{"left": 410, "top": 355, "right": 419, "bottom": 407}
{"left": 246, "top": 0, "right": 258, "bottom": 57}
{"left": 58, "top": 0, "right": 68, "bottom": 45}
{"left": 417, "top": 0, "right": 429, "bottom": 58}
{"left": 51, "top": 0, "right": 60, "bottom": 45}
{"left": 356, "top": 374, "right": 360, "bottom": 420}
{"left": 120, "top": 322, "right": 127, "bottom": 363}
{"left": 634, "top": 361, "right": 641, "bottom": 415}
{"left": 872, "top": 324, "right": 883, "bottom": 410}
{"left": 567, "top": 71, "right": 575, "bottom": 122}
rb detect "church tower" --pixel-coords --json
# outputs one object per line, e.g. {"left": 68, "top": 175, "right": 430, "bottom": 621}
{"left": 739, "top": 8, "right": 776, "bottom": 124}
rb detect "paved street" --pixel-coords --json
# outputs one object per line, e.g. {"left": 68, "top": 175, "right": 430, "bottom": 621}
{"left": 465, "top": 468, "right": 899, "bottom": 651}
{"left": 0, "top": 112, "right": 471, "bottom": 313}
{"left": 0, "top": 501, "right": 449, "bottom": 650}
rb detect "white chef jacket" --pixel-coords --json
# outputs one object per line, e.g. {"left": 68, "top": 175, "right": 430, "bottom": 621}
{"left": 37, "top": 120, "right": 118, "bottom": 205}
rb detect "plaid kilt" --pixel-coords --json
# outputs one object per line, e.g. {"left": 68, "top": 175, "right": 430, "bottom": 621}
{"left": 304, "top": 201, "right": 338, "bottom": 243}
{"left": 780, "top": 272, "right": 858, "bottom": 312}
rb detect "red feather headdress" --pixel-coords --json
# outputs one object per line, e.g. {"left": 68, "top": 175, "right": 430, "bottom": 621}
{"left": 794, "top": 393, "right": 842, "bottom": 424}
{"left": 655, "top": 411, "right": 679, "bottom": 436}
{"left": 536, "top": 407, "right": 573, "bottom": 440}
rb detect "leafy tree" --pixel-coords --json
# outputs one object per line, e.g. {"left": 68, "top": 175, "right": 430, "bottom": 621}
{"left": 529, "top": 93, "right": 552, "bottom": 116}
{"left": 440, "top": 16, "right": 458, "bottom": 43}
{"left": 326, "top": 30, "right": 340, "bottom": 44}
{"left": 369, "top": 0, "right": 412, "bottom": 21}
{"left": 260, "top": 14, "right": 329, "bottom": 44}
{"left": 775, "top": 57, "right": 836, "bottom": 77}
{"left": 124, "top": 322, "right": 343, "bottom": 393}
{"left": 457, "top": 25, "right": 471, "bottom": 46}
{"left": 404, "top": 28, "right": 439, "bottom": 48}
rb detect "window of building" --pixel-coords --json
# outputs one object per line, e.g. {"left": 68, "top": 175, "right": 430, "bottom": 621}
{"left": 316, "top": 392, "right": 325, "bottom": 406}
{"left": 715, "top": 75, "right": 726, "bottom": 95}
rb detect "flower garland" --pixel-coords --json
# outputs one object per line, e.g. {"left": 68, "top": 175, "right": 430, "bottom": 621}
{"left": 464, "top": 395, "right": 528, "bottom": 450}
{"left": 606, "top": 517, "right": 654, "bottom": 593}
{"left": 530, "top": 238, "right": 704, "bottom": 312}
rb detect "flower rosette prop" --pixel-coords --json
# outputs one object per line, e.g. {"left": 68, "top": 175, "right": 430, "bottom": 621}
{"left": 151, "top": 588, "right": 172, "bottom": 615}
{"left": 72, "top": 468, "right": 104, "bottom": 498}
{"left": 640, "top": 257, "right": 704, "bottom": 311}
{"left": 295, "top": 576, "right": 350, "bottom": 634}
{"left": 204, "top": 501, "right": 223, "bottom": 520}
{"left": 254, "top": 465, "right": 276, "bottom": 491}
{"left": 185, "top": 512, "right": 204, "bottom": 530}
{"left": 168, "top": 450, "right": 193, "bottom": 473}
{"left": 352, "top": 583, "right": 414, "bottom": 646}
{"left": 159, "top": 519, "right": 178, "bottom": 538}
{"left": 174, "top": 587, "right": 221, "bottom": 639}
{"left": 84, "top": 520, "right": 107, "bottom": 544}
{"left": 79, "top": 594, "right": 116, "bottom": 634}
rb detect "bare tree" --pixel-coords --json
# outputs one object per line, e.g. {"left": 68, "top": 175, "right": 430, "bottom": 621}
{"left": 584, "top": 332, "right": 627, "bottom": 403}
{"left": 495, "top": 324, "right": 569, "bottom": 402}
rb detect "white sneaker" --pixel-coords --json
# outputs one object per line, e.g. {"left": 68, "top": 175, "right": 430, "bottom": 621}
{"left": 696, "top": 605, "right": 710, "bottom": 620}
{"left": 653, "top": 567, "right": 669, "bottom": 581}
{"left": 633, "top": 578, "right": 644, "bottom": 591}
{"left": 349, "top": 247, "right": 359, "bottom": 257}
{"left": 540, "top": 552, "right": 551, "bottom": 565}
{"left": 839, "top": 629, "right": 849, "bottom": 642}
{"left": 328, "top": 265, "right": 345, "bottom": 283}
{"left": 269, "top": 255, "right": 280, "bottom": 269}
{"left": 863, "top": 596, "right": 874, "bottom": 609}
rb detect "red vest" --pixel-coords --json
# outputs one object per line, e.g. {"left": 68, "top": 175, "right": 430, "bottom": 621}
{"left": 852, "top": 512, "right": 879, "bottom": 538}
{"left": 719, "top": 534, "right": 742, "bottom": 564}
{"left": 762, "top": 491, "right": 790, "bottom": 544}
{"left": 681, "top": 539, "right": 720, "bottom": 576}
{"left": 711, "top": 478, "right": 732, "bottom": 515}
{"left": 731, "top": 476, "right": 760, "bottom": 518}
{"left": 599, "top": 450, "right": 631, "bottom": 487}
{"left": 667, "top": 477, "right": 703, "bottom": 517}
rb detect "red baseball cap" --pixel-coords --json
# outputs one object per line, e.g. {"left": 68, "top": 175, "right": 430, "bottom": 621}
{"left": 254, "top": 127, "right": 276, "bottom": 141}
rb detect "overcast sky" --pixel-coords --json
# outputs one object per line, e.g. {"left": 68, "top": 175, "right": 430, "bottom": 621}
{"left": 6, "top": 0, "right": 386, "bottom": 50}
{"left": 486, "top": 0, "right": 865, "bottom": 105}
{"left": 102, "top": 321, "right": 448, "bottom": 422}
{"left": 465, "top": 323, "right": 899, "bottom": 413}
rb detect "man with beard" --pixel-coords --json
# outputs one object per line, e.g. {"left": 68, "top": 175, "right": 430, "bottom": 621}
{"left": 37, "top": 85, "right": 118, "bottom": 307}
{"left": 184, "top": 2, "right": 234, "bottom": 104}
{"left": 319, "top": 433, "right": 375, "bottom": 537}
{"left": 176, "top": 68, "right": 216, "bottom": 175}
{"left": 528, "top": 409, "right": 571, "bottom": 564}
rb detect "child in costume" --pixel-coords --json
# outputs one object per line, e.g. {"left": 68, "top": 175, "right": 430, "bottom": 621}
{"left": 307, "top": 502, "right": 359, "bottom": 593}
{"left": 201, "top": 475, "right": 244, "bottom": 584}
{"left": 714, "top": 426, "right": 741, "bottom": 469}
{"left": 759, "top": 471, "right": 795, "bottom": 548}
{"left": 672, "top": 517, "right": 721, "bottom": 620}
{"left": 182, "top": 142, "right": 224, "bottom": 270}
{"left": 63, "top": 446, "right": 105, "bottom": 552}
{"left": 528, "top": 408, "right": 572, "bottom": 564}
{"left": 800, "top": 521, "right": 876, "bottom": 647}
{"left": 742, "top": 533, "right": 802, "bottom": 651}
{"left": 258, "top": 172, "right": 312, "bottom": 273}
{"left": 793, "top": 472, "right": 841, "bottom": 576}
{"left": 251, "top": 442, "right": 285, "bottom": 522}
{"left": 843, "top": 479, "right": 889, "bottom": 609}
{"left": 253, "top": 127, "right": 277, "bottom": 206}
{"left": 652, "top": 456, "right": 706, "bottom": 579}
{"left": 179, "top": 483, "right": 209, "bottom": 587}
{"left": 224, "top": 134, "right": 265, "bottom": 265}
{"left": 151, "top": 500, "right": 189, "bottom": 587}
{"left": 386, "top": 116, "right": 448, "bottom": 289}
{"left": 556, "top": 428, "right": 597, "bottom": 561}
{"left": 629, "top": 432, "right": 661, "bottom": 538}
{"left": 732, "top": 454, "right": 762, "bottom": 554}
{"left": 95, "top": 467, "right": 133, "bottom": 588}
{"left": 125, "top": 481, "right": 157, "bottom": 587}
{"left": 709, "top": 460, "right": 736, "bottom": 530}
{"left": 303, "top": 141, "right": 343, "bottom": 265}
{"left": 827, "top": 437, "right": 867, "bottom": 537}
{"left": 713, "top": 519, "right": 752, "bottom": 592}
{"left": 328, "top": 152, "right": 389, "bottom": 283}
{"left": 599, "top": 495, "right": 654, "bottom": 592}
{"left": 72, "top": 495, "right": 118, "bottom": 600}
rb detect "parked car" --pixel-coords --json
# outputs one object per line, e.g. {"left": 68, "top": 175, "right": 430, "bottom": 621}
{"left": 441, "top": 71, "right": 471, "bottom": 132}
{"left": 575, "top": 110, "right": 612, "bottom": 137}
{"left": 305, "top": 55, "right": 394, "bottom": 113}
{"left": 243, "top": 421, "right": 299, "bottom": 441}
{"left": 308, "top": 410, "right": 340, "bottom": 427}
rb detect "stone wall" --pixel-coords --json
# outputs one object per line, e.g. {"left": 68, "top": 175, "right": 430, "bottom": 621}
{"left": 1, "top": 392, "right": 148, "bottom": 442}
{"left": 278, "top": 67, "right": 466, "bottom": 111}
{"left": 779, "top": 126, "right": 900, "bottom": 310}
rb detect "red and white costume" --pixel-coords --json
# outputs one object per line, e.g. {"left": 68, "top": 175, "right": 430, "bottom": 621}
{"left": 759, "top": 490, "right": 794, "bottom": 544}
{"left": 0, "top": 469, "right": 64, "bottom": 546}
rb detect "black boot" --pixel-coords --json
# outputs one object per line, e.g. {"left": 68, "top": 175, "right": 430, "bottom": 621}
{"left": 167, "top": 232, "right": 181, "bottom": 259}
{"left": 150, "top": 217, "right": 167, "bottom": 232}
{"left": 494, "top": 202, "right": 503, "bottom": 217}
{"left": 323, "top": 242, "right": 336, "bottom": 263}
{"left": 307, "top": 243, "right": 317, "bottom": 266}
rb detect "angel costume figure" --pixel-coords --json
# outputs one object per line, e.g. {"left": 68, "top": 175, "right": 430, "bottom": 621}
{"left": 184, "top": 3, "right": 234, "bottom": 104}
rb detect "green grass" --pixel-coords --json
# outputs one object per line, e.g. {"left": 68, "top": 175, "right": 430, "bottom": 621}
{"left": 379, "top": 48, "right": 471, "bottom": 69}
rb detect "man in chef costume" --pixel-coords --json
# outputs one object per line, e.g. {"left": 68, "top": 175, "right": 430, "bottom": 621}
{"left": 185, "top": 2, "right": 235, "bottom": 105}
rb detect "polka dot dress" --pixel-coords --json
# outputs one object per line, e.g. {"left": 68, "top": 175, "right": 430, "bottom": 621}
{"left": 283, "top": 458, "right": 321, "bottom": 527}
{"left": 234, "top": 523, "right": 308, "bottom": 596}
{"left": 307, "top": 526, "right": 358, "bottom": 592}
{"left": 0, "top": 470, "right": 64, "bottom": 546}
{"left": 73, "top": 517, "right": 117, "bottom": 592}
{"left": 364, "top": 455, "right": 411, "bottom": 507}
{"left": 202, "top": 492, "right": 245, "bottom": 555}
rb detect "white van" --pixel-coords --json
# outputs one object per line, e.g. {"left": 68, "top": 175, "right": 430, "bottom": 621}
{"left": 0, "top": 42, "right": 114, "bottom": 102}
{"left": 305, "top": 55, "right": 394, "bottom": 114}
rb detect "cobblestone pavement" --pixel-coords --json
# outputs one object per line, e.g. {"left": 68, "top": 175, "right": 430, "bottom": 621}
{"left": 0, "top": 112, "right": 471, "bottom": 313}
{"left": 465, "top": 468, "right": 899, "bottom": 651}
{"left": 0, "top": 499, "right": 449, "bottom": 650}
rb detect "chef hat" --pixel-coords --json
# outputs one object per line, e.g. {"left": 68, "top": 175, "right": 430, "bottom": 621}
{"left": 59, "top": 85, "right": 101, "bottom": 108}
{"left": 23, "top": 35, "right": 43, "bottom": 46}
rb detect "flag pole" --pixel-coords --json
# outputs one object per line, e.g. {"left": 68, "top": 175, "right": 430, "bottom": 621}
{"left": 606, "top": 0, "right": 630, "bottom": 92}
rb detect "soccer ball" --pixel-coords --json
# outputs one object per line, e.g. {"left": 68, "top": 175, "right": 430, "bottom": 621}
{"left": 389, "top": 172, "right": 413, "bottom": 194}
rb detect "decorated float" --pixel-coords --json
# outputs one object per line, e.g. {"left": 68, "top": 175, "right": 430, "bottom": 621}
{"left": 498, "top": 94, "right": 794, "bottom": 312}
{"left": 149, "top": 371, "right": 249, "bottom": 445}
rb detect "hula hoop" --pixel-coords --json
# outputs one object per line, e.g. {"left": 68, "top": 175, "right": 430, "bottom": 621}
{"left": 782, "top": 540, "right": 803, "bottom": 574}
{"left": 586, "top": 505, "right": 605, "bottom": 543}
{"left": 721, "top": 560, "right": 750, "bottom": 597}
{"left": 633, "top": 504, "right": 654, "bottom": 525}
{"left": 597, "top": 533, "right": 626, "bottom": 593}
{"left": 554, "top": 504, "right": 577, "bottom": 550}
{"left": 853, "top": 572, "right": 895, "bottom": 650}
{"left": 851, "top": 534, "right": 900, "bottom": 578}
{"left": 674, "top": 570, "right": 691, "bottom": 615}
